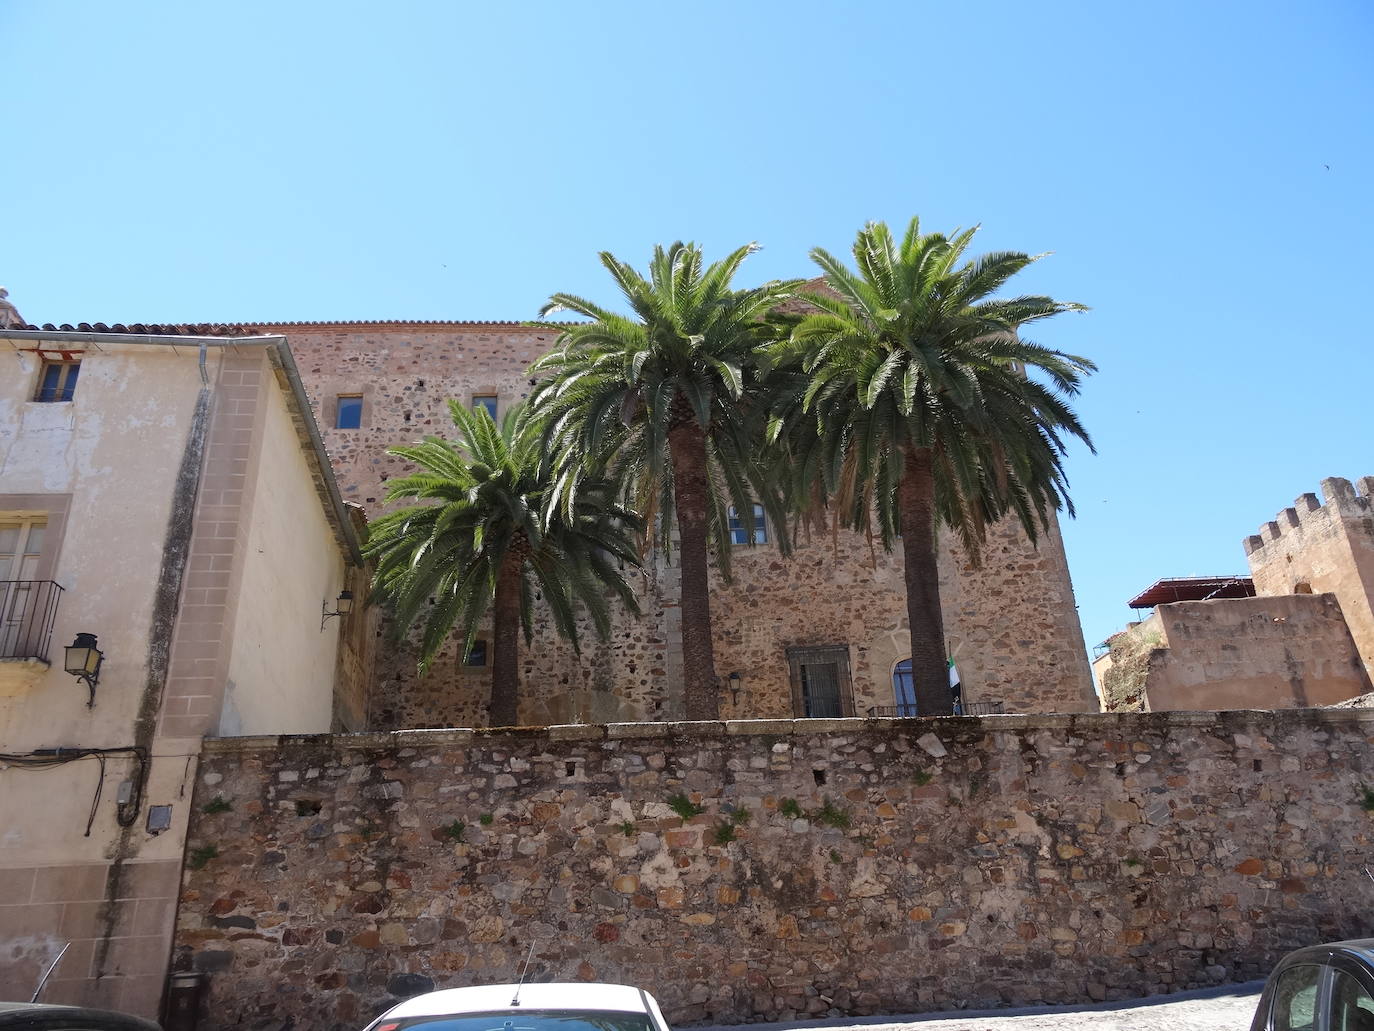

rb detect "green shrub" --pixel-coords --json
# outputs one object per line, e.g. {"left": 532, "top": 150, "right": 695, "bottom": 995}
{"left": 441, "top": 819, "right": 466, "bottom": 840}
{"left": 713, "top": 822, "right": 737, "bottom": 845}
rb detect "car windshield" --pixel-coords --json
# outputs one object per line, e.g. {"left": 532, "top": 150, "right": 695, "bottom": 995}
{"left": 378, "top": 1011, "right": 655, "bottom": 1031}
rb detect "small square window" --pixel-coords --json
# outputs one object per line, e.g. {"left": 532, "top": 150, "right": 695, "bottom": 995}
{"left": 472, "top": 395, "right": 498, "bottom": 420}
{"left": 34, "top": 360, "right": 80, "bottom": 403}
{"left": 336, "top": 395, "right": 363, "bottom": 429}
{"left": 464, "top": 640, "right": 487, "bottom": 667}
{"left": 728, "top": 503, "right": 767, "bottom": 545}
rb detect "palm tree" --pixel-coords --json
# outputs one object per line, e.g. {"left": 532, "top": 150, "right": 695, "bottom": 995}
{"left": 531, "top": 242, "right": 797, "bottom": 720}
{"left": 775, "top": 218, "right": 1094, "bottom": 716}
{"left": 364, "top": 401, "right": 642, "bottom": 727}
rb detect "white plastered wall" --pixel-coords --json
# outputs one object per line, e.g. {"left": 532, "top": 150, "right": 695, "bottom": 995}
{"left": 219, "top": 376, "right": 346, "bottom": 735}
{"left": 0, "top": 343, "right": 211, "bottom": 864}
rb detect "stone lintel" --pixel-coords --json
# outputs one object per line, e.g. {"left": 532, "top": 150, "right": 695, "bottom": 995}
{"left": 724, "top": 719, "right": 797, "bottom": 736}
{"left": 544, "top": 723, "right": 606, "bottom": 742}
{"left": 605, "top": 722, "right": 672, "bottom": 740}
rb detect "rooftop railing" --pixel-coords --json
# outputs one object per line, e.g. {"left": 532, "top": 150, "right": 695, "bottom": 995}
{"left": 868, "top": 699, "right": 1006, "bottom": 718}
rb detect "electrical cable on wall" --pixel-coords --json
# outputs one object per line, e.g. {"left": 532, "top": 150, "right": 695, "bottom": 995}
{"left": 0, "top": 746, "right": 148, "bottom": 836}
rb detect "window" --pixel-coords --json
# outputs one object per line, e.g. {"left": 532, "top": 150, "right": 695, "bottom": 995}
{"left": 1272, "top": 964, "right": 1322, "bottom": 1031}
{"left": 892, "top": 659, "right": 917, "bottom": 716}
{"left": 890, "top": 657, "right": 963, "bottom": 716}
{"left": 0, "top": 517, "right": 47, "bottom": 658}
{"left": 336, "top": 395, "right": 363, "bottom": 429}
{"left": 464, "top": 639, "right": 487, "bottom": 667}
{"left": 0, "top": 517, "right": 45, "bottom": 581}
{"left": 472, "top": 395, "right": 498, "bottom": 420}
{"left": 728, "top": 503, "right": 767, "bottom": 544}
{"left": 1332, "top": 970, "right": 1374, "bottom": 1031}
{"left": 34, "top": 361, "right": 80, "bottom": 403}
{"left": 787, "top": 645, "right": 854, "bottom": 718}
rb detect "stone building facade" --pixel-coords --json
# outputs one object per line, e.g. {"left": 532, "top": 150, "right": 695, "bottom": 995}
{"left": 256, "top": 319, "right": 1096, "bottom": 727}
{"left": 1244, "top": 476, "right": 1374, "bottom": 679}
{"left": 174, "top": 708, "right": 1374, "bottom": 1030}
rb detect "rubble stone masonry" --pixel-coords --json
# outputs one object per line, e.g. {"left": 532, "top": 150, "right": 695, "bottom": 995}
{"left": 176, "top": 709, "right": 1374, "bottom": 1030}
{"left": 268, "top": 322, "right": 1095, "bottom": 727}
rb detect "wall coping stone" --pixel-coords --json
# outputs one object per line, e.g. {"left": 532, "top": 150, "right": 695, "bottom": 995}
{"left": 201, "top": 706, "right": 1374, "bottom": 755}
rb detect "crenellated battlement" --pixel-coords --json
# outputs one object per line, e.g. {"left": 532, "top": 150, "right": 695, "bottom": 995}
{"left": 1243, "top": 475, "right": 1374, "bottom": 557}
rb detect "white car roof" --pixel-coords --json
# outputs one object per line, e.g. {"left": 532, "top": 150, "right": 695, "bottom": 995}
{"left": 378, "top": 983, "right": 654, "bottom": 1022}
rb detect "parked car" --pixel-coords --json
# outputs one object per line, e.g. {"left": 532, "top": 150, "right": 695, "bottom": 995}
{"left": 362, "top": 982, "right": 671, "bottom": 1031}
{"left": 0, "top": 1002, "right": 162, "bottom": 1030}
{"left": 1250, "top": 938, "right": 1374, "bottom": 1031}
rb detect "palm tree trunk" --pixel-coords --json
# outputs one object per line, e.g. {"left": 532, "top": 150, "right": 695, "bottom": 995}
{"left": 669, "top": 420, "right": 720, "bottom": 721}
{"left": 489, "top": 554, "right": 522, "bottom": 727}
{"left": 899, "top": 446, "right": 952, "bottom": 716}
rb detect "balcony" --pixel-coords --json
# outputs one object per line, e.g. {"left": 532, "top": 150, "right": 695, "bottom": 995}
{"left": 0, "top": 581, "right": 64, "bottom": 695}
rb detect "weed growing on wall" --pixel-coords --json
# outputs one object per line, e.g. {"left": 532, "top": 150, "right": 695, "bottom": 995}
{"left": 202, "top": 796, "right": 232, "bottom": 814}
{"left": 440, "top": 820, "right": 466, "bottom": 840}
{"left": 1360, "top": 786, "right": 1374, "bottom": 812}
{"left": 912, "top": 770, "right": 933, "bottom": 787}
{"left": 618, "top": 820, "right": 636, "bottom": 836}
{"left": 713, "top": 822, "right": 737, "bottom": 845}
{"left": 778, "top": 798, "right": 803, "bottom": 819}
{"left": 814, "top": 799, "right": 850, "bottom": 829}
{"left": 479, "top": 812, "right": 494, "bottom": 826}
{"left": 188, "top": 845, "right": 219, "bottom": 870}
{"left": 668, "top": 794, "right": 705, "bottom": 820}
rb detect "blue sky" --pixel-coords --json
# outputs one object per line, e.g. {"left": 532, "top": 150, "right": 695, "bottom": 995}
{"left": 3, "top": 0, "right": 1372, "bottom": 658}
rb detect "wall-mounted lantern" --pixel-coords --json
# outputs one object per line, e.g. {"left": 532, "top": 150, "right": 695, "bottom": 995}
{"left": 320, "top": 590, "right": 354, "bottom": 631}
{"left": 728, "top": 671, "right": 744, "bottom": 706}
{"left": 64, "top": 632, "right": 103, "bottom": 707}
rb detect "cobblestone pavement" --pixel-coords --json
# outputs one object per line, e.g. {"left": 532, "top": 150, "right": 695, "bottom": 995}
{"left": 699, "top": 982, "right": 1264, "bottom": 1031}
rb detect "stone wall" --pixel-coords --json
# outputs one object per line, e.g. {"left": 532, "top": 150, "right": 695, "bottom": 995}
{"left": 1100, "top": 595, "right": 1372, "bottom": 712}
{"left": 265, "top": 321, "right": 1095, "bottom": 727}
{"left": 1245, "top": 476, "right": 1374, "bottom": 677}
{"left": 176, "top": 710, "right": 1374, "bottom": 1030}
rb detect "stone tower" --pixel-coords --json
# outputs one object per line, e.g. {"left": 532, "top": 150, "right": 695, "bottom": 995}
{"left": 1244, "top": 476, "right": 1374, "bottom": 677}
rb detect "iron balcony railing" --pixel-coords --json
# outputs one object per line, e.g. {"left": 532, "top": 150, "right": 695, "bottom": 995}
{"left": 869, "top": 700, "right": 1006, "bottom": 718}
{"left": 0, "top": 581, "right": 64, "bottom": 663}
